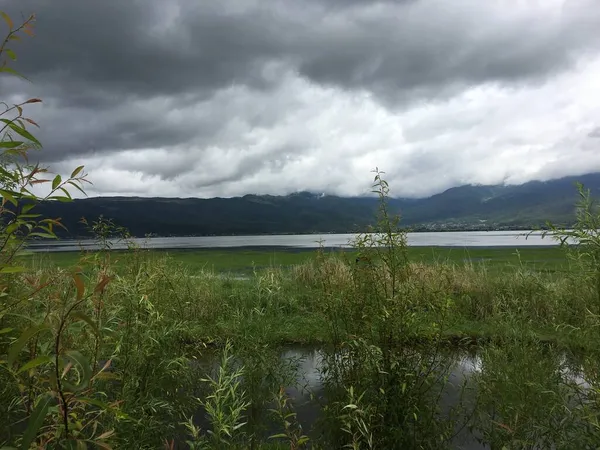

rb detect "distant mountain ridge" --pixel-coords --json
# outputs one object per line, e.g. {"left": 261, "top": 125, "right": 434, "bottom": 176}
{"left": 35, "top": 173, "right": 600, "bottom": 237}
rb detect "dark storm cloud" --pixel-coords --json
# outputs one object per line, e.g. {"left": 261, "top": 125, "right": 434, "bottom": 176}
{"left": 5, "top": 0, "right": 600, "bottom": 104}
{"left": 296, "top": 1, "right": 600, "bottom": 104}
{"left": 1, "top": 0, "right": 600, "bottom": 198}
{"left": 3, "top": 0, "right": 290, "bottom": 100}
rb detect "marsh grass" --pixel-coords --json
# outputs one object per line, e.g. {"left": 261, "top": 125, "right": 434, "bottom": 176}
{"left": 26, "top": 245, "right": 570, "bottom": 275}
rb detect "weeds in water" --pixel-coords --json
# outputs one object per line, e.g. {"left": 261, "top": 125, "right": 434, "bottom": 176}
{"left": 268, "top": 386, "right": 310, "bottom": 449}
{"left": 313, "top": 169, "right": 466, "bottom": 449}
{"left": 543, "top": 182, "right": 600, "bottom": 310}
{"left": 338, "top": 386, "right": 375, "bottom": 450}
{"left": 194, "top": 341, "right": 250, "bottom": 448}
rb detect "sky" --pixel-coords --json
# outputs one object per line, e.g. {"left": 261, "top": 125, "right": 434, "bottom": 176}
{"left": 2, "top": 0, "right": 600, "bottom": 199}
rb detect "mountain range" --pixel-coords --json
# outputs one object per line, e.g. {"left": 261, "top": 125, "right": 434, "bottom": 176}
{"left": 33, "top": 173, "right": 600, "bottom": 237}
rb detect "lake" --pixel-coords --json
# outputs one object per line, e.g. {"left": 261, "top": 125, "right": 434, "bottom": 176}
{"left": 26, "top": 230, "right": 560, "bottom": 252}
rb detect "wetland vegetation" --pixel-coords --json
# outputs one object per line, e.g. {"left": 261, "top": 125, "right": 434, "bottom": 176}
{"left": 3, "top": 11, "right": 600, "bottom": 450}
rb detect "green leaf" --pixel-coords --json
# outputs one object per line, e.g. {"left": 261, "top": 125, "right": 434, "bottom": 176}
{"left": 0, "top": 327, "right": 13, "bottom": 334}
{"left": 71, "top": 165, "right": 84, "bottom": 178}
{"left": 17, "top": 355, "right": 53, "bottom": 374}
{"left": 68, "top": 181, "right": 87, "bottom": 196}
{"left": 0, "top": 266, "right": 26, "bottom": 274}
{"left": 0, "top": 189, "right": 17, "bottom": 207}
{"left": 20, "top": 393, "right": 54, "bottom": 450}
{"left": 5, "top": 222, "right": 19, "bottom": 235}
{"left": 8, "top": 324, "right": 51, "bottom": 365}
{"left": 17, "top": 214, "right": 41, "bottom": 219}
{"left": 0, "top": 119, "right": 40, "bottom": 146}
{"left": 0, "top": 141, "right": 23, "bottom": 148}
{"left": 77, "top": 397, "right": 115, "bottom": 410}
{"left": 268, "top": 434, "right": 288, "bottom": 440}
{"left": 0, "top": 166, "right": 17, "bottom": 180}
{"left": 21, "top": 203, "right": 35, "bottom": 214}
{"left": 5, "top": 48, "right": 16, "bottom": 60}
{"left": 1, "top": 11, "right": 14, "bottom": 29}
{"left": 28, "top": 232, "right": 57, "bottom": 239}
{"left": 59, "top": 187, "right": 72, "bottom": 200}
{"left": 52, "top": 174, "right": 62, "bottom": 190}
{"left": 71, "top": 312, "right": 100, "bottom": 337}
{"left": 0, "top": 66, "right": 27, "bottom": 79}
{"left": 63, "top": 350, "right": 92, "bottom": 392}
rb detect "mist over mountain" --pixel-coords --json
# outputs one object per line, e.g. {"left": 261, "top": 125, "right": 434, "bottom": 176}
{"left": 35, "top": 173, "right": 600, "bottom": 238}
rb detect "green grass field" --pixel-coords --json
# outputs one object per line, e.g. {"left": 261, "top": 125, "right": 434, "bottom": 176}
{"left": 25, "top": 245, "right": 568, "bottom": 274}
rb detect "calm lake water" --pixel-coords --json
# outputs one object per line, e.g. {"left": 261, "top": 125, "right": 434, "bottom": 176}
{"left": 26, "top": 230, "right": 559, "bottom": 252}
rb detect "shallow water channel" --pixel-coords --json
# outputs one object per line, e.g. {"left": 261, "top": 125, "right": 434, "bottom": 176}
{"left": 190, "top": 347, "right": 489, "bottom": 449}
{"left": 188, "top": 345, "right": 594, "bottom": 449}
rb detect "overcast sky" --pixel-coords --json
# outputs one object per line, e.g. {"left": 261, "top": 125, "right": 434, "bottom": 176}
{"left": 2, "top": 0, "right": 600, "bottom": 199}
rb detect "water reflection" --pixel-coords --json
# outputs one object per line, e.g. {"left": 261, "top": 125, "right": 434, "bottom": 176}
{"left": 280, "top": 347, "right": 487, "bottom": 450}
{"left": 191, "top": 345, "right": 595, "bottom": 449}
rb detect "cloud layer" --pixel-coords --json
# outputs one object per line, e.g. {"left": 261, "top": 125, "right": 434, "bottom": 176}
{"left": 2, "top": 0, "right": 600, "bottom": 198}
